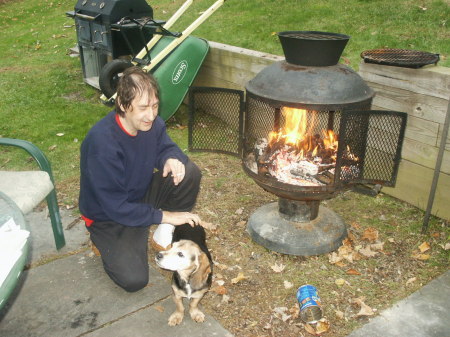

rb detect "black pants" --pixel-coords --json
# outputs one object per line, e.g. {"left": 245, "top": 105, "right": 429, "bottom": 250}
{"left": 87, "top": 160, "right": 201, "bottom": 292}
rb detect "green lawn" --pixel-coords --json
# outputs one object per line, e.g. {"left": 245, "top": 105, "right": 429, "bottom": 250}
{"left": 0, "top": 0, "right": 448, "bottom": 208}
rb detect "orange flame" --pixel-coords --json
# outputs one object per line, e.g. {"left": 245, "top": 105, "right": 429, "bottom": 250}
{"left": 268, "top": 107, "right": 337, "bottom": 157}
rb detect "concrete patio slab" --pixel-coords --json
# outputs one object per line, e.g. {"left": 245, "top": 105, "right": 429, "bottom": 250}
{"left": 0, "top": 252, "right": 172, "bottom": 337}
{"left": 347, "top": 270, "right": 450, "bottom": 337}
{"left": 25, "top": 209, "right": 89, "bottom": 263}
{"left": 85, "top": 296, "right": 233, "bottom": 337}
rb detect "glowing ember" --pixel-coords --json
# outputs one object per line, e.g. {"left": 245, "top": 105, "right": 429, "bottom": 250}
{"left": 248, "top": 107, "right": 360, "bottom": 186}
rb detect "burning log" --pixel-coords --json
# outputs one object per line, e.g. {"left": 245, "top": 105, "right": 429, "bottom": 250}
{"left": 290, "top": 160, "right": 319, "bottom": 177}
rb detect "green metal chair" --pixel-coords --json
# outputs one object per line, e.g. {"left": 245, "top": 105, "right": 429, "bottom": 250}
{"left": 0, "top": 138, "right": 66, "bottom": 250}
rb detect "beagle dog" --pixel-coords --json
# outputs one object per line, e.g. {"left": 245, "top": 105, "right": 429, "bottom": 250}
{"left": 155, "top": 223, "right": 213, "bottom": 326}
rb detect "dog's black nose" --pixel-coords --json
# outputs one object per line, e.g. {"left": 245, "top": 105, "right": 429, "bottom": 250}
{"left": 156, "top": 253, "right": 163, "bottom": 260}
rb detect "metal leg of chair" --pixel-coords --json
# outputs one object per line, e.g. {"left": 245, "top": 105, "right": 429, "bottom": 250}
{"left": 46, "top": 190, "right": 66, "bottom": 250}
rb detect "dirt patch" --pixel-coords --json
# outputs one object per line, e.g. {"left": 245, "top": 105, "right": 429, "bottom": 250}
{"left": 148, "top": 152, "right": 449, "bottom": 337}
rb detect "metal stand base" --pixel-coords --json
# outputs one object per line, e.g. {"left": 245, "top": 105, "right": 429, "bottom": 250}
{"left": 247, "top": 202, "right": 347, "bottom": 256}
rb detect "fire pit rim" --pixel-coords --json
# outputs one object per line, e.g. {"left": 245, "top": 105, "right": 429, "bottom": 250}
{"left": 241, "top": 162, "right": 348, "bottom": 201}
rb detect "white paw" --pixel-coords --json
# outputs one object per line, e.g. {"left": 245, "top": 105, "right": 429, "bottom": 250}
{"left": 168, "top": 312, "right": 184, "bottom": 326}
{"left": 190, "top": 309, "right": 205, "bottom": 323}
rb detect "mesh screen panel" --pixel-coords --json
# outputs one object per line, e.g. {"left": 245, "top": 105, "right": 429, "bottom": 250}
{"left": 188, "top": 87, "right": 244, "bottom": 156}
{"left": 336, "top": 110, "right": 407, "bottom": 186}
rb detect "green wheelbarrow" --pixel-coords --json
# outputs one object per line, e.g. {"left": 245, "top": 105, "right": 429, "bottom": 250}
{"left": 99, "top": 0, "right": 226, "bottom": 121}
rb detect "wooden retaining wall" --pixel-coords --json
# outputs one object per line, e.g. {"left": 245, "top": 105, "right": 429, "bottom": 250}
{"left": 359, "top": 63, "right": 450, "bottom": 221}
{"left": 193, "top": 42, "right": 450, "bottom": 220}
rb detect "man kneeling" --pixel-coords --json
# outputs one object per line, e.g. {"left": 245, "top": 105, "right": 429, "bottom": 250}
{"left": 79, "top": 67, "right": 203, "bottom": 292}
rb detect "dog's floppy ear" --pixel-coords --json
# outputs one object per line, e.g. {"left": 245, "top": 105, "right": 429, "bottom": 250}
{"left": 190, "top": 251, "right": 211, "bottom": 289}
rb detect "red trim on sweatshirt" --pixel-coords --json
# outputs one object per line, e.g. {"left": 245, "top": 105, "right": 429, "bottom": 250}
{"left": 81, "top": 215, "right": 94, "bottom": 227}
{"left": 115, "top": 113, "right": 135, "bottom": 137}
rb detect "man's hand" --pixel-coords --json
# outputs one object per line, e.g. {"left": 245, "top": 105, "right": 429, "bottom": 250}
{"left": 163, "top": 158, "right": 185, "bottom": 186}
{"left": 162, "top": 211, "right": 202, "bottom": 227}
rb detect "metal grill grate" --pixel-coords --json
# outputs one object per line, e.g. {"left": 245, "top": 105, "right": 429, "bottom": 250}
{"left": 361, "top": 48, "right": 439, "bottom": 68}
{"left": 188, "top": 87, "right": 244, "bottom": 156}
{"left": 282, "top": 32, "right": 348, "bottom": 40}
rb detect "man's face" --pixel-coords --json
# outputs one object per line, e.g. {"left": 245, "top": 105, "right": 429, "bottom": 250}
{"left": 120, "top": 91, "right": 159, "bottom": 135}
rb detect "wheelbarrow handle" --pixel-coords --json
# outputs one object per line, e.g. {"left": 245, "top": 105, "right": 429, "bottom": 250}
{"left": 134, "top": 0, "right": 193, "bottom": 62}
{"left": 142, "top": 0, "right": 226, "bottom": 73}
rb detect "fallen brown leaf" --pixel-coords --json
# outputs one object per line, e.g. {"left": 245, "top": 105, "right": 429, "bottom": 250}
{"left": 235, "top": 207, "right": 244, "bottom": 215}
{"left": 328, "top": 251, "right": 342, "bottom": 264}
{"left": 346, "top": 268, "right": 361, "bottom": 275}
{"left": 316, "top": 318, "right": 331, "bottom": 334}
{"left": 335, "top": 261, "right": 347, "bottom": 267}
{"left": 358, "top": 245, "right": 378, "bottom": 257}
{"left": 419, "top": 241, "right": 431, "bottom": 253}
{"left": 370, "top": 242, "right": 385, "bottom": 251}
{"left": 412, "top": 252, "right": 430, "bottom": 261}
{"left": 335, "top": 309, "right": 345, "bottom": 320}
{"left": 212, "top": 285, "right": 228, "bottom": 295}
{"left": 338, "top": 244, "right": 354, "bottom": 262}
{"left": 231, "top": 272, "right": 248, "bottom": 284}
{"left": 347, "top": 231, "right": 357, "bottom": 242}
{"left": 221, "top": 294, "right": 230, "bottom": 304}
{"left": 214, "top": 262, "right": 229, "bottom": 270}
{"left": 342, "top": 237, "right": 353, "bottom": 247}
{"left": 271, "top": 263, "right": 286, "bottom": 273}
{"left": 284, "top": 280, "right": 294, "bottom": 289}
{"left": 335, "top": 278, "right": 346, "bottom": 287}
{"left": 350, "top": 221, "right": 361, "bottom": 230}
{"left": 361, "top": 227, "right": 379, "bottom": 242}
{"left": 289, "top": 303, "right": 300, "bottom": 319}
{"left": 352, "top": 297, "right": 375, "bottom": 317}
{"left": 305, "top": 323, "right": 317, "bottom": 335}
{"left": 406, "top": 277, "right": 416, "bottom": 286}
{"left": 201, "top": 221, "right": 217, "bottom": 231}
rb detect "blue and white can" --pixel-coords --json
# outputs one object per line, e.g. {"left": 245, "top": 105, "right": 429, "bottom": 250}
{"left": 297, "top": 284, "right": 323, "bottom": 323}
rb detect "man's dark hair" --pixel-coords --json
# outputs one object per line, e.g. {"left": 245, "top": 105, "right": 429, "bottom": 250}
{"left": 115, "top": 66, "right": 160, "bottom": 117}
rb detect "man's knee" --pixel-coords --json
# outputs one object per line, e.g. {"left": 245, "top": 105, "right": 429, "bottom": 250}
{"left": 185, "top": 160, "right": 202, "bottom": 185}
{"left": 111, "top": 270, "right": 149, "bottom": 292}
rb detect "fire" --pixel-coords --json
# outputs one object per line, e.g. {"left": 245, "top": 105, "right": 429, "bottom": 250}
{"left": 269, "top": 107, "right": 313, "bottom": 148}
{"left": 250, "top": 106, "right": 360, "bottom": 186}
{"left": 267, "top": 107, "right": 337, "bottom": 161}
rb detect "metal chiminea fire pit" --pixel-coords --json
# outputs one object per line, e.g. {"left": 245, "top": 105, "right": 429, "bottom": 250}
{"left": 188, "top": 31, "right": 407, "bottom": 256}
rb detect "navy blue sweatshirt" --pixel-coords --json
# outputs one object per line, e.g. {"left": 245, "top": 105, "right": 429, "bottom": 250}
{"left": 79, "top": 111, "right": 188, "bottom": 227}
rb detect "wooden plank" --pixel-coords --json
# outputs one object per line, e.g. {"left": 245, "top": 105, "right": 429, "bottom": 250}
{"left": 366, "top": 81, "right": 449, "bottom": 124}
{"left": 400, "top": 138, "right": 450, "bottom": 174}
{"left": 383, "top": 160, "right": 450, "bottom": 221}
{"left": 403, "top": 115, "right": 439, "bottom": 147}
{"left": 370, "top": 103, "right": 439, "bottom": 147}
{"left": 359, "top": 62, "right": 450, "bottom": 100}
{"left": 194, "top": 41, "right": 282, "bottom": 90}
